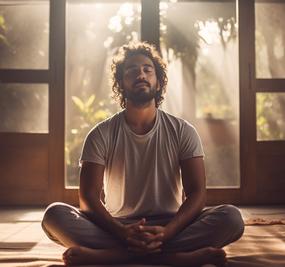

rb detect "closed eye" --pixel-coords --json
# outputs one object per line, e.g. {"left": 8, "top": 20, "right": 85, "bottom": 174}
{"left": 144, "top": 66, "right": 154, "bottom": 73}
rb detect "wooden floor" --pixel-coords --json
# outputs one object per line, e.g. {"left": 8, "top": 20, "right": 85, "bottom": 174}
{"left": 0, "top": 206, "right": 285, "bottom": 267}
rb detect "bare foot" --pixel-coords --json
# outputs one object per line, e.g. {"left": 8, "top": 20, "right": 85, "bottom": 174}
{"left": 62, "top": 246, "right": 226, "bottom": 266}
{"left": 62, "top": 246, "right": 96, "bottom": 266}
{"left": 174, "top": 247, "right": 227, "bottom": 267}
{"left": 62, "top": 246, "right": 130, "bottom": 266}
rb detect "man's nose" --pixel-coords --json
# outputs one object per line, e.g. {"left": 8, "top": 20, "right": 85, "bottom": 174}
{"left": 136, "top": 68, "right": 146, "bottom": 80}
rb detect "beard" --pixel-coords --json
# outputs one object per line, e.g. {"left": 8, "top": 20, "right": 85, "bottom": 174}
{"left": 124, "top": 84, "right": 157, "bottom": 106}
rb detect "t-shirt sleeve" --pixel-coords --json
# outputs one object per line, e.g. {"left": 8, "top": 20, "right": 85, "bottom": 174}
{"left": 179, "top": 121, "right": 204, "bottom": 160}
{"left": 79, "top": 125, "right": 107, "bottom": 166}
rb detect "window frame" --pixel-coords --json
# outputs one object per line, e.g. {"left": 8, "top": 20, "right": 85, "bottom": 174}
{"left": 62, "top": 0, "right": 251, "bottom": 205}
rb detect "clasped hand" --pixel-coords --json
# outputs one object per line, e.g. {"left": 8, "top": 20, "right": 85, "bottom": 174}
{"left": 123, "top": 218, "right": 166, "bottom": 254}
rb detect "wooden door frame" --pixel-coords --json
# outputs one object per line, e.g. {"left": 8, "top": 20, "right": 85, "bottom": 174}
{"left": 207, "top": 0, "right": 256, "bottom": 205}
{"left": 48, "top": 0, "right": 66, "bottom": 203}
{"left": 59, "top": 0, "right": 255, "bottom": 206}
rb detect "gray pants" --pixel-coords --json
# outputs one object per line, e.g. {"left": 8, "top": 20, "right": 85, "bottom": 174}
{"left": 41, "top": 202, "right": 244, "bottom": 253}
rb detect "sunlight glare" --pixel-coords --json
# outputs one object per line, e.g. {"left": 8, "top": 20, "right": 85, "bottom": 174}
{"left": 108, "top": 15, "right": 122, "bottom": 32}
{"left": 85, "top": 21, "right": 96, "bottom": 40}
{"left": 94, "top": 3, "right": 102, "bottom": 9}
{"left": 201, "top": 47, "right": 209, "bottom": 55}
{"left": 125, "top": 16, "right": 133, "bottom": 25}
{"left": 196, "top": 20, "right": 220, "bottom": 45}
{"left": 160, "top": 23, "right": 167, "bottom": 34}
{"left": 19, "top": 211, "right": 43, "bottom": 221}
{"left": 274, "top": 33, "right": 284, "bottom": 59}
{"left": 160, "top": 2, "right": 168, "bottom": 12}
{"left": 118, "top": 3, "right": 134, "bottom": 17}
{"left": 71, "top": 129, "right": 78, "bottom": 134}
{"left": 104, "top": 36, "right": 114, "bottom": 48}
{"left": 108, "top": 3, "right": 135, "bottom": 33}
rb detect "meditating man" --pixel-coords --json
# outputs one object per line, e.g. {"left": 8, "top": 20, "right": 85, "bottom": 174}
{"left": 42, "top": 42, "right": 244, "bottom": 266}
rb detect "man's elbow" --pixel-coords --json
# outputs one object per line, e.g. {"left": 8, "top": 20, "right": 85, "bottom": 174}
{"left": 79, "top": 190, "right": 101, "bottom": 210}
{"left": 186, "top": 189, "right": 206, "bottom": 210}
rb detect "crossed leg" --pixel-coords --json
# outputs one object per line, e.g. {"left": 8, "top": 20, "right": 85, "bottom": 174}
{"left": 42, "top": 202, "right": 244, "bottom": 266}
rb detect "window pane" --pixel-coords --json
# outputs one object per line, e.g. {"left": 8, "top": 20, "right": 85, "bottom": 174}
{"left": 160, "top": 1, "right": 239, "bottom": 188}
{"left": 256, "top": 93, "right": 285, "bottom": 141}
{"left": 65, "top": 1, "right": 141, "bottom": 187}
{"left": 255, "top": 2, "right": 285, "bottom": 78}
{"left": 0, "top": 3, "right": 49, "bottom": 69}
{"left": 0, "top": 84, "right": 48, "bottom": 133}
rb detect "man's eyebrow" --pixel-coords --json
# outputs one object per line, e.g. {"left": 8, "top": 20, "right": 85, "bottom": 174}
{"left": 125, "top": 63, "right": 154, "bottom": 69}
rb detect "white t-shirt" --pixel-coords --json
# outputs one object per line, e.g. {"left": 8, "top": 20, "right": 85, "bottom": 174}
{"left": 80, "top": 109, "right": 204, "bottom": 219}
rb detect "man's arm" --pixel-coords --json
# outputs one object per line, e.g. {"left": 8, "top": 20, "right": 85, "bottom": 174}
{"left": 79, "top": 161, "right": 146, "bottom": 247}
{"left": 164, "top": 156, "right": 206, "bottom": 239}
{"left": 140, "top": 156, "right": 206, "bottom": 242}
{"left": 79, "top": 161, "right": 124, "bottom": 238}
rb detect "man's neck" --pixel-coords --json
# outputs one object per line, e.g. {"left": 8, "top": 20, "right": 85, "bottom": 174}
{"left": 124, "top": 100, "right": 157, "bottom": 135}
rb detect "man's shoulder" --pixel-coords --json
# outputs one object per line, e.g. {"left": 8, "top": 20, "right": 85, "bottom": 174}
{"left": 159, "top": 109, "right": 191, "bottom": 128}
{"left": 88, "top": 110, "right": 123, "bottom": 136}
{"left": 98, "top": 110, "right": 123, "bottom": 127}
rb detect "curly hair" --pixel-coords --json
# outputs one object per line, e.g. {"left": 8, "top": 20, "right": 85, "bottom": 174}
{"left": 111, "top": 42, "right": 168, "bottom": 108}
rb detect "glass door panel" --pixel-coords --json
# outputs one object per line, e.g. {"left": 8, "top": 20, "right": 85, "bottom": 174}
{"left": 0, "top": 83, "right": 48, "bottom": 133}
{"left": 160, "top": 0, "right": 240, "bottom": 188}
{"left": 0, "top": 2, "right": 49, "bottom": 69}
{"left": 65, "top": 1, "right": 141, "bottom": 187}
{"left": 255, "top": 1, "right": 285, "bottom": 78}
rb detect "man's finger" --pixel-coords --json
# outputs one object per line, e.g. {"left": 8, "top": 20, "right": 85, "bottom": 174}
{"left": 152, "top": 233, "right": 164, "bottom": 241}
{"left": 139, "top": 225, "right": 159, "bottom": 234}
{"left": 146, "top": 241, "right": 163, "bottom": 250}
{"left": 141, "top": 232, "right": 164, "bottom": 243}
{"left": 127, "top": 237, "right": 146, "bottom": 248}
{"left": 127, "top": 218, "right": 146, "bottom": 230}
{"left": 141, "top": 233, "right": 152, "bottom": 243}
{"left": 135, "top": 218, "right": 146, "bottom": 226}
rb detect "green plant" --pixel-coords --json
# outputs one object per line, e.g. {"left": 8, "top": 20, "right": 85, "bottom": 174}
{"left": 256, "top": 93, "right": 285, "bottom": 141}
{"left": 0, "top": 15, "right": 9, "bottom": 47}
{"left": 65, "top": 94, "right": 111, "bottom": 186}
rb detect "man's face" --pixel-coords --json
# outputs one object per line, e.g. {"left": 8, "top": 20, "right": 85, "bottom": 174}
{"left": 121, "top": 54, "right": 159, "bottom": 106}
